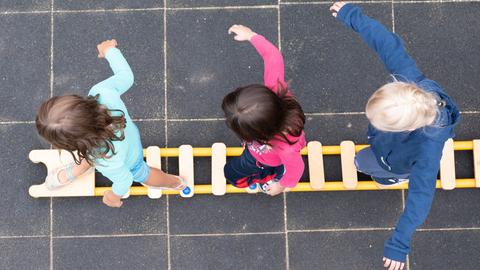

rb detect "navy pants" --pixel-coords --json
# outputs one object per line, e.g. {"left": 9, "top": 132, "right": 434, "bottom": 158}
{"left": 224, "top": 149, "right": 285, "bottom": 188}
{"left": 354, "top": 147, "right": 410, "bottom": 181}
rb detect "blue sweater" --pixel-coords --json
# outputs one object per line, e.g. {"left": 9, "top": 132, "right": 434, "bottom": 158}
{"left": 337, "top": 4, "right": 460, "bottom": 262}
{"left": 88, "top": 48, "right": 144, "bottom": 196}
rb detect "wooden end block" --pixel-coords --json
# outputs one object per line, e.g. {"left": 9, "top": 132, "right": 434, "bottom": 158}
{"left": 340, "top": 141, "right": 358, "bottom": 189}
{"left": 211, "top": 143, "right": 227, "bottom": 196}
{"left": 145, "top": 146, "right": 162, "bottom": 199}
{"left": 440, "top": 138, "right": 456, "bottom": 190}
{"left": 28, "top": 149, "right": 95, "bottom": 198}
{"left": 307, "top": 141, "right": 325, "bottom": 190}
{"left": 473, "top": 140, "right": 480, "bottom": 188}
{"left": 179, "top": 145, "right": 194, "bottom": 198}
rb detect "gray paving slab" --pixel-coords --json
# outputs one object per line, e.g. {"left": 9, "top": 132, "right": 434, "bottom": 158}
{"left": 53, "top": 11, "right": 165, "bottom": 119}
{"left": 287, "top": 191, "right": 403, "bottom": 230}
{"left": 0, "top": 237, "right": 49, "bottom": 270}
{"left": 53, "top": 236, "right": 167, "bottom": 270}
{"left": 0, "top": 14, "right": 50, "bottom": 122}
{"left": 281, "top": 3, "right": 392, "bottom": 114}
{"left": 411, "top": 231, "right": 480, "bottom": 270}
{"left": 289, "top": 231, "right": 391, "bottom": 270}
{"left": 395, "top": 2, "right": 480, "bottom": 111}
{"left": 0, "top": 0, "right": 49, "bottom": 11}
{"left": 169, "top": 194, "right": 285, "bottom": 234}
{"left": 54, "top": 0, "right": 163, "bottom": 10}
{"left": 0, "top": 124, "right": 50, "bottom": 236}
{"left": 166, "top": 8, "right": 278, "bottom": 118}
{"left": 170, "top": 234, "right": 286, "bottom": 270}
{"left": 169, "top": 0, "right": 276, "bottom": 7}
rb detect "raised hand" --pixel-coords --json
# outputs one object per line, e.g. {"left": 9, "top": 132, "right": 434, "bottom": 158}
{"left": 329, "top": 2, "right": 347, "bottom": 17}
{"left": 97, "top": 39, "right": 118, "bottom": 58}
{"left": 228, "top": 24, "right": 257, "bottom": 42}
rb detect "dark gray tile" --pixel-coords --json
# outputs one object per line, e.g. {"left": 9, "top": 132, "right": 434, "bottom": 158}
{"left": 167, "top": 8, "right": 278, "bottom": 118}
{"left": 135, "top": 120, "right": 166, "bottom": 147}
{"left": 287, "top": 191, "right": 402, "bottom": 230}
{"left": 55, "top": 0, "right": 163, "bottom": 10}
{"left": 422, "top": 189, "right": 480, "bottom": 228}
{"left": 289, "top": 231, "right": 391, "bottom": 270}
{"left": 168, "top": 0, "right": 275, "bottom": 7}
{"left": 395, "top": 3, "right": 480, "bottom": 111}
{"left": 0, "top": 14, "right": 50, "bottom": 122}
{"left": 453, "top": 114, "right": 480, "bottom": 141}
{"left": 0, "top": 237, "right": 49, "bottom": 270}
{"left": 304, "top": 115, "right": 369, "bottom": 144}
{"left": 167, "top": 120, "right": 241, "bottom": 184}
{"left": 171, "top": 234, "right": 286, "bottom": 270}
{"left": 411, "top": 231, "right": 480, "bottom": 270}
{"left": 53, "top": 197, "right": 167, "bottom": 235}
{"left": 169, "top": 194, "right": 284, "bottom": 234}
{"left": 0, "top": 124, "right": 50, "bottom": 236}
{"left": 54, "top": 236, "right": 167, "bottom": 270}
{"left": 53, "top": 11, "right": 165, "bottom": 119}
{"left": 281, "top": 4, "right": 392, "bottom": 113}
{"left": 0, "top": 0, "right": 49, "bottom": 11}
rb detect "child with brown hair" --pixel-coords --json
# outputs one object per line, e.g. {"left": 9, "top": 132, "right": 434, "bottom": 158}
{"left": 36, "top": 39, "right": 185, "bottom": 207}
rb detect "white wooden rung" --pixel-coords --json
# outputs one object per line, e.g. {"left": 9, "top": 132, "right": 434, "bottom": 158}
{"left": 440, "top": 138, "right": 456, "bottom": 190}
{"left": 474, "top": 140, "right": 480, "bottom": 188}
{"left": 179, "top": 145, "right": 194, "bottom": 198}
{"left": 145, "top": 146, "right": 162, "bottom": 199}
{"left": 340, "top": 141, "right": 358, "bottom": 189}
{"left": 211, "top": 143, "right": 227, "bottom": 196}
{"left": 307, "top": 141, "right": 325, "bottom": 190}
{"left": 28, "top": 149, "right": 95, "bottom": 198}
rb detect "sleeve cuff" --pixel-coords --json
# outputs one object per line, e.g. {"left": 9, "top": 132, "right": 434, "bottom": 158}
{"left": 384, "top": 245, "right": 407, "bottom": 263}
{"left": 337, "top": 3, "right": 357, "bottom": 22}
{"left": 104, "top": 47, "right": 121, "bottom": 61}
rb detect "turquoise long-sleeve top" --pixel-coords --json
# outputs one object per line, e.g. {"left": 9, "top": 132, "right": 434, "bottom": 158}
{"left": 88, "top": 48, "right": 143, "bottom": 196}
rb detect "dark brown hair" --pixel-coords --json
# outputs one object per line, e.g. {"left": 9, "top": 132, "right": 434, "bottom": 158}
{"left": 222, "top": 84, "right": 305, "bottom": 145}
{"left": 35, "top": 95, "right": 126, "bottom": 165}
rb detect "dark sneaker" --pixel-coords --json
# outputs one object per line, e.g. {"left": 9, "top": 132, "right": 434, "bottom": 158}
{"left": 373, "top": 176, "right": 409, "bottom": 189}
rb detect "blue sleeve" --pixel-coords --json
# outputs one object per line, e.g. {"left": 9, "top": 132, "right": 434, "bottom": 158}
{"left": 89, "top": 48, "right": 134, "bottom": 96}
{"left": 336, "top": 4, "right": 425, "bottom": 82}
{"left": 384, "top": 149, "right": 441, "bottom": 262}
{"left": 96, "top": 152, "right": 134, "bottom": 197}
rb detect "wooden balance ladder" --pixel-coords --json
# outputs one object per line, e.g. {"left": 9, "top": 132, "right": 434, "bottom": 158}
{"left": 28, "top": 139, "right": 480, "bottom": 199}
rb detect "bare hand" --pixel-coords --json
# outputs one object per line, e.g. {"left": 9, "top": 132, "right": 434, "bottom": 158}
{"left": 97, "top": 39, "right": 118, "bottom": 58}
{"left": 228, "top": 25, "right": 256, "bottom": 42}
{"left": 266, "top": 182, "right": 285, "bottom": 196}
{"left": 383, "top": 257, "right": 405, "bottom": 270}
{"left": 329, "top": 2, "right": 347, "bottom": 17}
{"left": 102, "top": 190, "right": 123, "bottom": 208}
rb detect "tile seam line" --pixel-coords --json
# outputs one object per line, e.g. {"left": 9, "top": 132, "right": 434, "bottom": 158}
{"left": 49, "top": 1, "right": 54, "bottom": 269}
{"left": 52, "top": 233, "right": 168, "bottom": 239}
{"left": 171, "top": 231, "right": 285, "bottom": 237}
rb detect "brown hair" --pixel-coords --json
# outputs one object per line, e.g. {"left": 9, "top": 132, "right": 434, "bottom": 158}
{"left": 222, "top": 84, "right": 305, "bottom": 145}
{"left": 35, "top": 95, "right": 126, "bottom": 165}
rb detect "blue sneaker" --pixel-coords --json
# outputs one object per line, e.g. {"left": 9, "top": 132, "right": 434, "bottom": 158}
{"left": 373, "top": 176, "right": 409, "bottom": 189}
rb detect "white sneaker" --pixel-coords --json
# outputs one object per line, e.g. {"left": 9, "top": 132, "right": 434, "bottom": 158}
{"left": 45, "top": 163, "right": 76, "bottom": 190}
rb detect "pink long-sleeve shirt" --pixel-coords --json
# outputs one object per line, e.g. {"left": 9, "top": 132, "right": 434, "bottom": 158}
{"left": 246, "top": 34, "right": 306, "bottom": 188}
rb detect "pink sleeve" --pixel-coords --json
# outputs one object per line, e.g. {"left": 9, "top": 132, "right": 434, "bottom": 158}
{"left": 277, "top": 150, "right": 305, "bottom": 188}
{"left": 249, "top": 34, "right": 285, "bottom": 91}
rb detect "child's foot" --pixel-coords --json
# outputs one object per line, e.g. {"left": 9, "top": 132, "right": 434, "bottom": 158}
{"left": 373, "top": 177, "right": 409, "bottom": 189}
{"left": 45, "top": 163, "right": 77, "bottom": 190}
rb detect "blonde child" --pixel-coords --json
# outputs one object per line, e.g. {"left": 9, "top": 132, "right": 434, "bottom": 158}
{"left": 330, "top": 2, "right": 460, "bottom": 269}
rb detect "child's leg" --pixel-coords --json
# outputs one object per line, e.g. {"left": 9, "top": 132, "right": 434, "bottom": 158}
{"left": 143, "top": 167, "right": 184, "bottom": 189}
{"left": 355, "top": 147, "right": 409, "bottom": 181}
{"left": 56, "top": 159, "right": 92, "bottom": 184}
{"left": 224, "top": 149, "right": 264, "bottom": 188}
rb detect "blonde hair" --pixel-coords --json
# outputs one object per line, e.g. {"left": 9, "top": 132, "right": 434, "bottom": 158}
{"left": 366, "top": 82, "right": 438, "bottom": 132}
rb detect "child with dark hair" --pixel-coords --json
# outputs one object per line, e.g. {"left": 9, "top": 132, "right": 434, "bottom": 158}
{"left": 222, "top": 25, "right": 306, "bottom": 196}
{"left": 36, "top": 39, "right": 185, "bottom": 207}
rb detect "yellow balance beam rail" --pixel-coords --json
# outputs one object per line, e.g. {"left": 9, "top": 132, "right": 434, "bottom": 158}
{"left": 91, "top": 140, "right": 477, "bottom": 196}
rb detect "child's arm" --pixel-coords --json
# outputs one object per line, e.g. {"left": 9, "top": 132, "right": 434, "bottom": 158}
{"left": 383, "top": 147, "right": 441, "bottom": 265}
{"left": 277, "top": 153, "right": 305, "bottom": 188}
{"left": 92, "top": 39, "right": 134, "bottom": 95}
{"left": 332, "top": 2, "right": 425, "bottom": 83}
{"left": 228, "top": 25, "right": 285, "bottom": 91}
